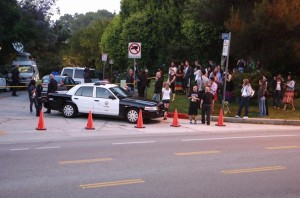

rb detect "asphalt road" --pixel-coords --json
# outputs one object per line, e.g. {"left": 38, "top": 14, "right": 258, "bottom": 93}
{"left": 1, "top": 132, "right": 300, "bottom": 198}
{"left": 1, "top": 90, "right": 300, "bottom": 198}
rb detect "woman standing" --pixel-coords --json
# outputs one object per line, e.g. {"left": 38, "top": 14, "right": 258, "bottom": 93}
{"left": 272, "top": 74, "right": 284, "bottom": 109}
{"left": 257, "top": 79, "right": 266, "bottom": 117}
{"left": 175, "top": 65, "right": 184, "bottom": 94}
{"left": 282, "top": 74, "right": 296, "bottom": 111}
{"left": 27, "top": 80, "right": 38, "bottom": 115}
{"left": 162, "top": 82, "right": 172, "bottom": 120}
{"left": 168, "top": 68, "right": 176, "bottom": 101}
{"left": 225, "top": 70, "right": 234, "bottom": 102}
{"left": 235, "top": 79, "right": 253, "bottom": 119}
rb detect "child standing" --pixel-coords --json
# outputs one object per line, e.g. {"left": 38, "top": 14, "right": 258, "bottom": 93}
{"left": 188, "top": 85, "right": 200, "bottom": 124}
{"left": 162, "top": 82, "right": 172, "bottom": 120}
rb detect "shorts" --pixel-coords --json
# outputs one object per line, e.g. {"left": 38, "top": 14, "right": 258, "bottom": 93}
{"left": 162, "top": 99, "right": 170, "bottom": 104}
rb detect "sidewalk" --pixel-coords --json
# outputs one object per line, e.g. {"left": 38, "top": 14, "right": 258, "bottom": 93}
{"left": 168, "top": 111, "right": 300, "bottom": 126}
{"left": 0, "top": 91, "right": 300, "bottom": 144}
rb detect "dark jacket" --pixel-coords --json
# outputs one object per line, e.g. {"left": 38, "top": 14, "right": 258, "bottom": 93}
{"left": 154, "top": 77, "right": 163, "bottom": 94}
{"left": 11, "top": 67, "right": 20, "bottom": 83}
{"left": 48, "top": 78, "right": 58, "bottom": 93}
{"left": 84, "top": 68, "right": 92, "bottom": 83}
{"left": 126, "top": 74, "right": 134, "bottom": 89}
{"left": 201, "top": 91, "right": 214, "bottom": 105}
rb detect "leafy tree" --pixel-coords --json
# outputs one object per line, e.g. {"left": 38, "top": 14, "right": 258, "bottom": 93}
{"left": 225, "top": 0, "right": 300, "bottom": 74}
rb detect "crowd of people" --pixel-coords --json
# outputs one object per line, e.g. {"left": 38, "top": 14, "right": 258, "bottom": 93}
{"left": 9, "top": 60, "right": 296, "bottom": 123}
{"left": 126, "top": 60, "right": 297, "bottom": 124}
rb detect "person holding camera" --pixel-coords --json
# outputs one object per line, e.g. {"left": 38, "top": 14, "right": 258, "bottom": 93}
{"left": 235, "top": 79, "right": 253, "bottom": 119}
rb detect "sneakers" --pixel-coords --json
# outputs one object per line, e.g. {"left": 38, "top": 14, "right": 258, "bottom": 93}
{"left": 236, "top": 115, "right": 248, "bottom": 119}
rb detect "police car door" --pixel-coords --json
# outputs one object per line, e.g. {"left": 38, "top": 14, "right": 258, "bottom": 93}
{"left": 72, "top": 86, "right": 94, "bottom": 113}
{"left": 94, "top": 87, "right": 119, "bottom": 115}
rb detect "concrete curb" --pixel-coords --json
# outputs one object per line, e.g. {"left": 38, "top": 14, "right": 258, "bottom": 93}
{"left": 167, "top": 112, "right": 300, "bottom": 126}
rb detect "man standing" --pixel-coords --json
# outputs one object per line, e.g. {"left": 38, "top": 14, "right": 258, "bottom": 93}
{"left": 11, "top": 64, "right": 20, "bottom": 96}
{"left": 152, "top": 71, "right": 163, "bottom": 102}
{"left": 44, "top": 74, "right": 58, "bottom": 113}
{"left": 183, "top": 60, "right": 193, "bottom": 96}
{"left": 200, "top": 87, "right": 214, "bottom": 125}
{"left": 137, "top": 69, "right": 147, "bottom": 98}
{"left": 83, "top": 67, "right": 92, "bottom": 83}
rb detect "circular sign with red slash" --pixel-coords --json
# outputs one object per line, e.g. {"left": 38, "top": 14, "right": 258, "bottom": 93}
{"left": 128, "top": 42, "right": 141, "bottom": 58}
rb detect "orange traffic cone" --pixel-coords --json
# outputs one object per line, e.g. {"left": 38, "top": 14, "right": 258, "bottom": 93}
{"left": 215, "top": 108, "right": 226, "bottom": 126}
{"left": 85, "top": 111, "right": 95, "bottom": 130}
{"left": 170, "top": 109, "right": 181, "bottom": 127}
{"left": 36, "top": 110, "right": 46, "bottom": 130}
{"left": 135, "top": 109, "right": 145, "bottom": 128}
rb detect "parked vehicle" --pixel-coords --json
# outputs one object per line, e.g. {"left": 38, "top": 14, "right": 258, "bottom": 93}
{"left": 0, "top": 73, "right": 7, "bottom": 92}
{"left": 12, "top": 52, "right": 39, "bottom": 85}
{"left": 60, "top": 67, "right": 99, "bottom": 84}
{"left": 0, "top": 66, "right": 12, "bottom": 92}
{"left": 47, "top": 82, "right": 165, "bottom": 123}
{"left": 41, "top": 75, "right": 76, "bottom": 101}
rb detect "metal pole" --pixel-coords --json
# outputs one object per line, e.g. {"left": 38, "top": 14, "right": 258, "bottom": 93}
{"left": 222, "top": 32, "right": 231, "bottom": 112}
{"left": 110, "top": 64, "right": 112, "bottom": 83}
{"left": 133, "top": 58, "right": 136, "bottom": 94}
{"left": 103, "top": 61, "right": 105, "bottom": 80}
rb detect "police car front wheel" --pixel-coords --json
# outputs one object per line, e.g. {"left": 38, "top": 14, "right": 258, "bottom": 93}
{"left": 126, "top": 108, "right": 139, "bottom": 123}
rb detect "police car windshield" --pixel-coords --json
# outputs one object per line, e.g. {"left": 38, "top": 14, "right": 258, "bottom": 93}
{"left": 109, "top": 86, "right": 130, "bottom": 98}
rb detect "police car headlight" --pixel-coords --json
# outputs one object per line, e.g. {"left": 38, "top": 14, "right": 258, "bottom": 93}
{"left": 144, "top": 106, "right": 158, "bottom": 111}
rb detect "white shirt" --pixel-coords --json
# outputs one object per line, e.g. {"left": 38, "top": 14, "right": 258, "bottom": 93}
{"left": 194, "top": 69, "right": 202, "bottom": 82}
{"left": 210, "top": 82, "right": 218, "bottom": 95}
{"left": 197, "top": 75, "right": 209, "bottom": 91}
{"left": 276, "top": 81, "right": 281, "bottom": 90}
{"left": 162, "top": 88, "right": 171, "bottom": 100}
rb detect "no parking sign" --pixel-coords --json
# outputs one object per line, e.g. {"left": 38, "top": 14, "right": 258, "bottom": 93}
{"left": 128, "top": 42, "right": 141, "bottom": 59}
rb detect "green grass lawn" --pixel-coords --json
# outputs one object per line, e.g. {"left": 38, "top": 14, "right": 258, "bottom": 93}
{"left": 145, "top": 79, "right": 300, "bottom": 120}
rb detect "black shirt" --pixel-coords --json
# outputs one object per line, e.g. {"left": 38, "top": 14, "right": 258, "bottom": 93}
{"left": 201, "top": 92, "right": 214, "bottom": 105}
{"left": 48, "top": 78, "right": 58, "bottom": 93}
{"left": 154, "top": 77, "right": 163, "bottom": 94}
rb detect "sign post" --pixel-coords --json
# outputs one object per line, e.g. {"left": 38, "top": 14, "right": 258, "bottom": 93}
{"left": 102, "top": 53, "right": 107, "bottom": 80}
{"left": 221, "top": 32, "right": 231, "bottom": 112}
{"left": 128, "top": 42, "right": 141, "bottom": 94}
{"left": 109, "top": 59, "right": 114, "bottom": 82}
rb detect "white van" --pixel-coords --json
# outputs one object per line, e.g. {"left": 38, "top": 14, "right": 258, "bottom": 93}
{"left": 60, "top": 67, "right": 99, "bottom": 84}
{"left": 12, "top": 52, "right": 39, "bottom": 85}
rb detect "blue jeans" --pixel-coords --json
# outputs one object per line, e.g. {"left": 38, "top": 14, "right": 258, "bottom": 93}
{"left": 29, "top": 96, "right": 38, "bottom": 113}
{"left": 258, "top": 97, "right": 266, "bottom": 116}
{"left": 273, "top": 90, "right": 281, "bottom": 107}
{"left": 152, "top": 93, "right": 161, "bottom": 102}
{"left": 237, "top": 96, "right": 250, "bottom": 117}
{"left": 238, "top": 67, "right": 244, "bottom": 73}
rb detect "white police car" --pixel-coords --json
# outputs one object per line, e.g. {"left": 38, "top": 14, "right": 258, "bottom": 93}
{"left": 47, "top": 82, "right": 165, "bottom": 123}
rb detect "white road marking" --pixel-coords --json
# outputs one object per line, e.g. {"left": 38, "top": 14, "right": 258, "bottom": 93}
{"left": 35, "top": 146, "right": 61, "bottom": 150}
{"left": 10, "top": 148, "right": 30, "bottom": 151}
{"left": 112, "top": 141, "right": 156, "bottom": 145}
{"left": 182, "top": 134, "right": 300, "bottom": 142}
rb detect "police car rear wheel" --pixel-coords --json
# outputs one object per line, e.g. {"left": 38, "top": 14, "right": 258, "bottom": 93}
{"left": 126, "top": 108, "right": 139, "bottom": 123}
{"left": 62, "top": 103, "right": 77, "bottom": 118}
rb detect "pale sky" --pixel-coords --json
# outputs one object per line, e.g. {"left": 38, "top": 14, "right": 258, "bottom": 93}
{"left": 52, "top": 0, "right": 121, "bottom": 20}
